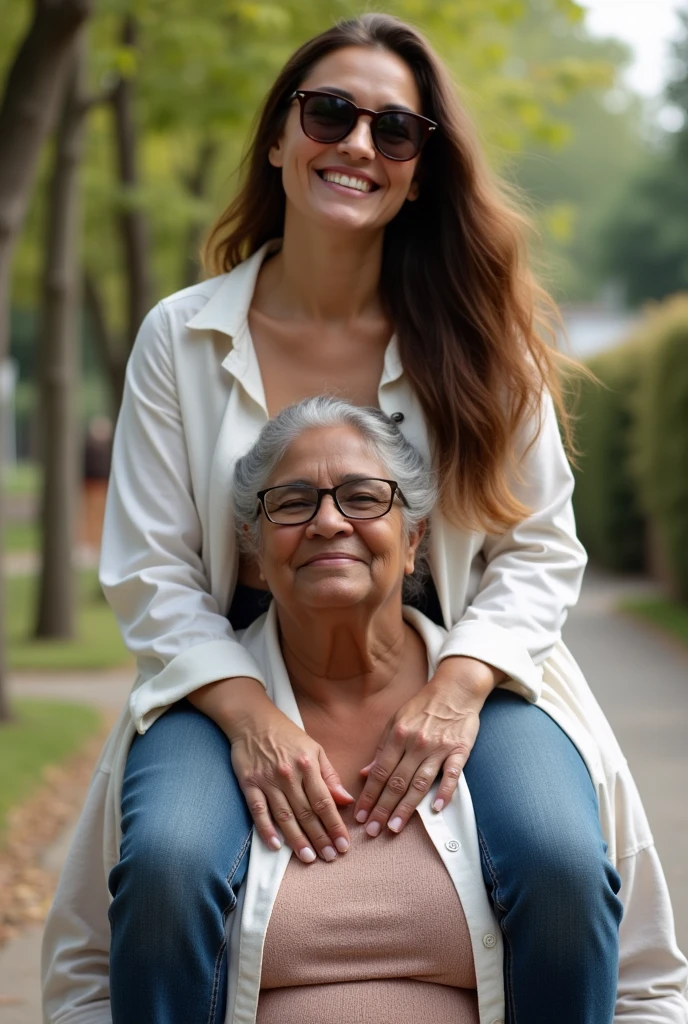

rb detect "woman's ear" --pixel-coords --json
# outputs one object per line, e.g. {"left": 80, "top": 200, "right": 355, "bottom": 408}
{"left": 404, "top": 519, "right": 427, "bottom": 575}
{"left": 406, "top": 180, "right": 420, "bottom": 202}
{"left": 268, "top": 137, "right": 284, "bottom": 168}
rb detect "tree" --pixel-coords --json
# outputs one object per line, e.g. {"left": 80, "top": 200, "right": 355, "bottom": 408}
{"left": 597, "top": 7, "right": 688, "bottom": 305}
{"left": 0, "top": 0, "right": 93, "bottom": 720}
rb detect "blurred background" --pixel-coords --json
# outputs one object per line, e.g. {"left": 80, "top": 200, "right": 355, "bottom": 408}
{"left": 0, "top": 0, "right": 687, "bottom": 1015}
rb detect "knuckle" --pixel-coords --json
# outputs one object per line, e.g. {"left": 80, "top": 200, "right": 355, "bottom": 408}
{"left": 388, "top": 775, "right": 407, "bottom": 794}
{"left": 275, "top": 807, "right": 294, "bottom": 824}
{"left": 370, "top": 763, "right": 390, "bottom": 783}
{"left": 296, "top": 807, "right": 315, "bottom": 824}
{"left": 296, "top": 753, "right": 312, "bottom": 772}
{"left": 392, "top": 722, "right": 409, "bottom": 743}
{"left": 277, "top": 762, "right": 294, "bottom": 780}
{"left": 414, "top": 731, "right": 431, "bottom": 752}
{"left": 444, "top": 765, "right": 461, "bottom": 780}
{"left": 411, "top": 775, "right": 430, "bottom": 793}
{"left": 312, "top": 797, "right": 332, "bottom": 816}
{"left": 248, "top": 799, "right": 268, "bottom": 816}
{"left": 449, "top": 742, "right": 470, "bottom": 761}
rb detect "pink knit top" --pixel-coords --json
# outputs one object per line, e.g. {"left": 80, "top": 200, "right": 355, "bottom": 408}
{"left": 257, "top": 811, "right": 479, "bottom": 1023}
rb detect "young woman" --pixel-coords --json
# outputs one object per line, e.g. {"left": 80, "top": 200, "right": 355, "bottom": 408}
{"left": 94, "top": 13, "right": 628, "bottom": 1023}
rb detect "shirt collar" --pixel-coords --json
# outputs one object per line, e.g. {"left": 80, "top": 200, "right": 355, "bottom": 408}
{"left": 184, "top": 239, "right": 281, "bottom": 338}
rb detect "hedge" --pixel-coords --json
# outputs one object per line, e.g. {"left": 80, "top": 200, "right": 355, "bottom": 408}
{"left": 570, "top": 343, "right": 647, "bottom": 572}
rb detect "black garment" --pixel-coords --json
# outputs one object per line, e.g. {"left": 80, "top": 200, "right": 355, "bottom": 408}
{"left": 227, "top": 574, "right": 445, "bottom": 631}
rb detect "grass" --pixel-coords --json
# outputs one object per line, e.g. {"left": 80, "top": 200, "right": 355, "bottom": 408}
{"left": 0, "top": 699, "right": 102, "bottom": 837}
{"left": 4, "top": 519, "right": 39, "bottom": 554}
{"left": 619, "top": 596, "right": 688, "bottom": 651}
{"left": 7, "top": 570, "right": 132, "bottom": 671}
{"left": 2, "top": 462, "right": 40, "bottom": 499}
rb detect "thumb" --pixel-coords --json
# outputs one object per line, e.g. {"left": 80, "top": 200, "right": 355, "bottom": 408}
{"left": 319, "top": 750, "right": 354, "bottom": 804}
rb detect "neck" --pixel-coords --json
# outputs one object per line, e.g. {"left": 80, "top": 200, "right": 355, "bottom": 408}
{"left": 277, "top": 596, "right": 409, "bottom": 709}
{"left": 267, "top": 210, "right": 386, "bottom": 322}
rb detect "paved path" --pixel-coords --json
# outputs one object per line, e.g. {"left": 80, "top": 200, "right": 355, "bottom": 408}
{"left": 1, "top": 569, "right": 686, "bottom": 1021}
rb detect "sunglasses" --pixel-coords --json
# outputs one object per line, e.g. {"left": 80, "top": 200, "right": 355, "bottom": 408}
{"left": 290, "top": 90, "right": 437, "bottom": 162}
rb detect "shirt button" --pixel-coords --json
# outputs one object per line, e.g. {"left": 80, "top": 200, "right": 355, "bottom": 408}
{"left": 483, "top": 932, "right": 497, "bottom": 948}
{"left": 390, "top": 411, "right": 405, "bottom": 423}
{"left": 490, "top": 1019, "right": 504, "bottom": 1024}
{"left": 444, "top": 839, "right": 461, "bottom": 852}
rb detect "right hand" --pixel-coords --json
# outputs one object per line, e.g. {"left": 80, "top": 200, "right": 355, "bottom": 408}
{"left": 190, "top": 676, "right": 353, "bottom": 863}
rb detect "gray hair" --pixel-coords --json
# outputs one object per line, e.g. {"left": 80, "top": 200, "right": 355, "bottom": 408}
{"left": 233, "top": 397, "right": 437, "bottom": 597}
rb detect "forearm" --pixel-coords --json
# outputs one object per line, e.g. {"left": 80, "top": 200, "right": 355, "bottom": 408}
{"left": 187, "top": 675, "right": 278, "bottom": 740}
{"left": 432, "top": 654, "right": 506, "bottom": 706}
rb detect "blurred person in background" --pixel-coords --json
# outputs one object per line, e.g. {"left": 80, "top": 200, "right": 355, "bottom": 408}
{"left": 41, "top": 12, "right": 688, "bottom": 1024}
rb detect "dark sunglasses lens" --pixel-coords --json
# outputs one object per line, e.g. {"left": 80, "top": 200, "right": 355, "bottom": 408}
{"left": 302, "top": 94, "right": 355, "bottom": 142}
{"left": 374, "top": 112, "right": 423, "bottom": 160}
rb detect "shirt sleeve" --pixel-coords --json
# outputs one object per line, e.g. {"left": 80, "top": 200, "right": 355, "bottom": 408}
{"left": 99, "top": 303, "right": 265, "bottom": 734}
{"left": 438, "top": 392, "right": 588, "bottom": 701}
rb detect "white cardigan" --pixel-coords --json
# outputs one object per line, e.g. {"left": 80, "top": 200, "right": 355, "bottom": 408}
{"left": 99, "top": 240, "right": 586, "bottom": 735}
{"left": 41, "top": 605, "right": 688, "bottom": 1022}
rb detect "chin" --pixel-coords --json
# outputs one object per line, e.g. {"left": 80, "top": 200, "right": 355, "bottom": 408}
{"left": 299, "top": 580, "right": 369, "bottom": 608}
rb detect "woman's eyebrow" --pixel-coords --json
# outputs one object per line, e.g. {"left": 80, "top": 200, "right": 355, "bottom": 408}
{"left": 314, "top": 85, "right": 416, "bottom": 115}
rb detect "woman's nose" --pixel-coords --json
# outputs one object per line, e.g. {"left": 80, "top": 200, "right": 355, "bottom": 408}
{"left": 337, "top": 115, "right": 375, "bottom": 161}
{"left": 306, "top": 495, "right": 354, "bottom": 537}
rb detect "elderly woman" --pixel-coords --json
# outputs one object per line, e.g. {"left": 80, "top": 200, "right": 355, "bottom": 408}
{"left": 43, "top": 398, "right": 687, "bottom": 1023}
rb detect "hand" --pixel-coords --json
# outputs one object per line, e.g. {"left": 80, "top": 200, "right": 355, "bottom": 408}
{"left": 190, "top": 677, "right": 353, "bottom": 864}
{"left": 353, "top": 657, "right": 504, "bottom": 836}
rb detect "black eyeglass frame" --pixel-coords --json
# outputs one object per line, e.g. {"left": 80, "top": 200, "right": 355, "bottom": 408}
{"left": 256, "top": 478, "right": 409, "bottom": 525}
{"left": 289, "top": 89, "right": 437, "bottom": 162}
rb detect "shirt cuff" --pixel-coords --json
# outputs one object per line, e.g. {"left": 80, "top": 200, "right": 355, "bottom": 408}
{"left": 129, "top": 638, "right": 267, "bottom": 733}
{"left": 438, "top": 621, "right": 543, "bottom": 703}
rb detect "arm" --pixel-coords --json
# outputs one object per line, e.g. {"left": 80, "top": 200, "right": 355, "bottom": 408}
{"left": 100, "top": 304, "right": 350, "bottom": 861}
{"left": 355, "top": 392, "right": 587, "bottom": 831}
{"left": 99, "top": 302, "right": 267, "bottom": 734}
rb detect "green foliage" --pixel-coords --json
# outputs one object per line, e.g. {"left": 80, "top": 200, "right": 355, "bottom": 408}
{"left": 0, "top": 700, "right": 101, "bottom": 839}
{"left": 632, "top": 296, "right": 688, "bottom": 598}
{"left": 596, "top": 10, "right": 688, "bottom": 305}
{"left": 7, "top": 570, "right": 131, "bottom": 671}
{"left": 570, "top": 343, "right": 647, "bottom": 571}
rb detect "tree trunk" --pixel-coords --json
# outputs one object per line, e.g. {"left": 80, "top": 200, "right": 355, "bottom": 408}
{"left": 34, "top": 44, "right": 88, "bottom": 639}
{"left": 112, "top": 15, "right": 153, "bottom": 355}
{"left": 83, "top": 270, "right": 127, "bottom": 416}
{"left": 0, "top": 0, "right": 93, "bottom": 720}
{"left": 181, "top": 138, "right": 219, "bottom": 288}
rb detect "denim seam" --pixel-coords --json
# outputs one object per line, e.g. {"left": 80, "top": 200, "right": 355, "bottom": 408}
{"left": 206, "top": 830, "right": 253, "bottom": 1024}
{"left": 477, "top": 828, "right": 517, "bottom": 1024}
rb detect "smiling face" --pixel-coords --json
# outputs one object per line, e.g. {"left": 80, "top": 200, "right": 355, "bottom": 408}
{"left": 268, "top": 45, "right": 423, "bottom": 236}
{"left": 256, "top": 425, "right": 423, "bottom": 612}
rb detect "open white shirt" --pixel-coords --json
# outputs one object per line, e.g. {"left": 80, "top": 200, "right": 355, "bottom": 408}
{"left": 42, "top": 605, "right": 688, "bottom": 1022}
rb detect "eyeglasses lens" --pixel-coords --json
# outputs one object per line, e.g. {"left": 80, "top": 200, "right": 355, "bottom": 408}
{"left": 264, "top": 479, "right": 394, "bottom": 524}
{"left": 301, "top": 95, "right": 422, "bottom": 161}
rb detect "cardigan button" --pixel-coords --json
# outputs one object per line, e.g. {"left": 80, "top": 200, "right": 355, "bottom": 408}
{"left": 390, "top": 411, "right": 405, "bottom": 423}
{"left": 444, "top": 839, "right": 461, "bottom": 852}
{"left": 483, "top": 933, "right": 497, "bottom": 948}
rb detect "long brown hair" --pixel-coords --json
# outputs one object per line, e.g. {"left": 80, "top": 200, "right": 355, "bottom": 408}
{"left": 203, "top": 13, "right": 575, "bottom": 532}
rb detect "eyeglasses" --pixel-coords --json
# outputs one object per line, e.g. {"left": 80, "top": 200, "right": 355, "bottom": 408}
{"left": 290, "top": 90, "right": 437, "bottom": 162}
{"left": 256, "top": 478, "right": 408, "bottom": 526}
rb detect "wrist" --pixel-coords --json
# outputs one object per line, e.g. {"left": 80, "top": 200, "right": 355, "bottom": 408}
{"left": 188, "top": 676, "right": 276, "bottom": 740}
{"left": 432, "top": 656, "right": 504, "bottom": 702}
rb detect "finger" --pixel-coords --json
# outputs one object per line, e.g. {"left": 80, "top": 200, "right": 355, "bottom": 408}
{"left": 271, "top": 759, "right": 340, "bottom": 862}
{"left": 432, "top": 751, "right": 467, "bottom": 811}
{"left": 363, "top": 752, "right": 437, "bottom": 836}
{"left": 353, "top": 729, "right": 406, "bottom": 823}
{"left": 242, "top": 784, "right": 282, "bottom": 851}
{"left": 302, "top": 760, "right": 351, "bottom": 854}
{"left": 265, "top": 787, "right": 320, "bottom": 864}
{"left": 318, "top": 751, "right": 354, "bottom": 806}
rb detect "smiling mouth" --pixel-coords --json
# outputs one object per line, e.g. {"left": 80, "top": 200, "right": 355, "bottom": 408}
{"left": 302, "top": 554, "right": 363, "bottom": 567}
{"left": 317, "top": 169, "right": 379, "bottom": 194}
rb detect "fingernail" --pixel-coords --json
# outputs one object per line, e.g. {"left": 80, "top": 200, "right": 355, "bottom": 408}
{"left": 334, "top": 836, "right": 350, "bottom": 853}
{"left": 321, "top": 845, "right": 337, "bottom": 862}
{"left": 432, "top": 798, "right": 444, "bottom": 813}
{"left": 268, "top": 835, "right": 282, "bottom": 851}
{"left": 337, "top": 786, "right": 354, "bottom": 800}
{"left": 388, "top": 816, "right": 403, "bottom": 832}
{"left": 299, "top": 847, "right": 316, "bottom": 863}
{"left": 366, "top": 821, "right": 381, "bottom": 837}
{"left": 355, "top": 810, "right": 368, "bottom": 824}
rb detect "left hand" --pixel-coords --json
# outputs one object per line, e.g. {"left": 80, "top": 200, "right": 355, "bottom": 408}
{"left": 353, "top": 656, "right": 505, "bottom": 836}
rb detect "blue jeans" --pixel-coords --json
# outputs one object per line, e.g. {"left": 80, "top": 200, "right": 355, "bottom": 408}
{"left": 108, "top": 692, "right": 622, "bottom": 1024}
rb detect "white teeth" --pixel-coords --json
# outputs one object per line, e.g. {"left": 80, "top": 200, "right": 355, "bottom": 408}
{"left": 321, "top": 170, "right": 373, "bottom": 193}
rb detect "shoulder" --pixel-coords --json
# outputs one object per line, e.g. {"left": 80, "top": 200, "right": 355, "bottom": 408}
{"left": 152, "top": 275, "right": 232, "bottom": 336}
